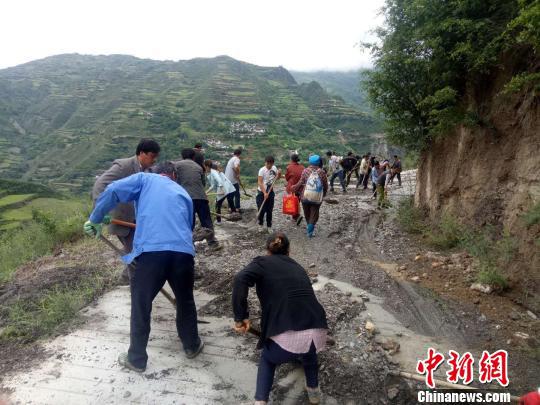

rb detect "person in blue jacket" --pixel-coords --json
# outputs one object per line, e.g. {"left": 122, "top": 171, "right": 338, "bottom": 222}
{"left": 83, "top": 162, "right": 204, "bottom": 372}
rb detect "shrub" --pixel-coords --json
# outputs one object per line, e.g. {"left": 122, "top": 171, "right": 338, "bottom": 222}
{"left": 427, "top": 214, "right": 465, "bottom": 249}
{"left": 396, "top": 197, "right": 426, "bottom": 234}
{"left": 522, "top": 202, "right": 540, "bottom": 228}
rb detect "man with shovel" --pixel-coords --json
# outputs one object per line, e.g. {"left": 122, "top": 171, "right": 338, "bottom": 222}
{"left": 92, "top": 139, "right": 160, "bottom": 283}
{"left": 175, "top": 148, "right": 220, "bottom": 251}
{"left": 83, "top": 162, "right": 204, "bottom": 372}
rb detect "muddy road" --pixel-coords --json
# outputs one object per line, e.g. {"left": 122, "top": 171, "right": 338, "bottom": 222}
{"left": 2, "top": 170, "right": 538, "bottom": 403}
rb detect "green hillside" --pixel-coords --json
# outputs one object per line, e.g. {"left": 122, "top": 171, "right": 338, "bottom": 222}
{"left": 290, "top": 70, "right": 373, "bottom": 112}
{"left": 0, "top": 54, "right": 380, "bottom": 192}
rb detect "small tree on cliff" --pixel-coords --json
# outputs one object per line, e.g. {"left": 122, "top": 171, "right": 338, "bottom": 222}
{"left": 363, "top": 0, "right": 540, "bottom": 151}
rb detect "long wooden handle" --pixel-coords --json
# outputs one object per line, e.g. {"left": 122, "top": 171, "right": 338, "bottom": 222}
{"left": 99, "top": 235, "right": 176, "bottom": 306}
{"left": 111, "top": 218, "right": 136, "bottom": 229}
{"left": 256, "top": 177, "right": 279, "bottom": 218}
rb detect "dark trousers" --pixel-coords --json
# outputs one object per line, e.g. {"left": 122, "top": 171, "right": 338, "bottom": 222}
{"left": 372, "top": 179, "right": 377, "bottom": 197}
{"left": 215, "top": 193, "right": 236, "bottom": 222}
{"left": 192, "top": 199, "right": 214, "bottom": 230}
{"left": 117, "top": 229, "right": 135, "bottom": 279}
{"left": 192, "top": 199, "right": 217, "bottom": 244}
{"left": 256, "top": 191, "right": 275, "bottom": 227}
{"left": 330, "top": 170, "right": 345, "bottom": 190}
{"left": 345, "top": 168, "right": 360, "bottom": 187}
{"left": 302, "top": 202, "right": 321, "bottom": 225}
{"left": 363, "top": 168, "right": 371, "bottom": 189}
{"left": 255, "top": 340, "right": 318, "bottom": 401}
{"left": 128, "top": 251, "right": 200, "bottom": 369}
{"left": 390, "top": 171, "right": 401, "bottom": 186}
{"left": 233, "top": 183, "right": 241, "bottom": 209}
{"left": 292, "top": 192, "right": 302, "bottom": 220}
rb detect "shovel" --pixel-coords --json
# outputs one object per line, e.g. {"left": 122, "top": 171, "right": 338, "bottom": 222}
{"left": 209, "top": 210, "right": 242, "bottom": 222}
{"left": 255, "top": 177, "right": 280, "bottom": 219}
{"left": 238, "top": 178, "right": 253, "bottom": 198}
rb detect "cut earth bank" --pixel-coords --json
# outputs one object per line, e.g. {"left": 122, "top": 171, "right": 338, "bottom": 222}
{"left": 1, "top": 170, "right": 538, "bottom": 403}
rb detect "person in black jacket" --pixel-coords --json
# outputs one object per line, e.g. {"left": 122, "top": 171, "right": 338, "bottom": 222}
{"left": 232, "top": 232, "right": 328, "bottom": 405}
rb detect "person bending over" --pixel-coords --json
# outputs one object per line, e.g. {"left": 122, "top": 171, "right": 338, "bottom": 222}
{"left": 232, "top": 232, "right": 328, "bottom": 404}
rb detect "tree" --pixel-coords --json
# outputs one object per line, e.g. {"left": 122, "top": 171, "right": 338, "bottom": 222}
{"left": 364, "top": 0, "right": 540, "bottom": 151}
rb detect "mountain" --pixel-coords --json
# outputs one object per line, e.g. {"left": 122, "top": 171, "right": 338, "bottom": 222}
{"left": 290, "top": 70, "right": 372, "bottom": 112}
{"left": 0, "top": 54, "right": 380, "bottom": 191}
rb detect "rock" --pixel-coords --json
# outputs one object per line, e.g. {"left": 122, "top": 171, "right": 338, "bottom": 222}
{"left": 479, "top": 314, "right": 487, "bottom": 322}
{"left": 387, "top": 386, "right": 400, "bottom": 400}
{"left": 444, "top": 283, "right": 449, "bottom": 288}
{"left": 309, "top": 263, "right": 316, "bottom": 268}
{"left": 422, "top": 273, "right": 428, "bottom": 278}
{"left": 514, "top": 332, "right": 530, "bottom": 340}
{"left": 473, "top": 299, "right": 480, "bottom": 305}
{"left": 365, "top": 320, "right": 377, "bottom": 334}
{"left": 398, "top": 265, "right": 407, "bottom": 271}
{"left": 381, "top": 339, "right": 400, "bottom": 354}
{"left": 509, "top": 312, "right": 520, "bottom": 321}
{"left": 431, "top": 261, "right": 444, "bottom": 269}
{"left": 410, "top": 276, "right": 420, "bottom": 282}
{"left": 345, "top": 244, "right": 353, "bottom": 250}
{"left": 414, "top": 255, "right": 422, "bottom": 261}
{"left": 495, "top": 324, "right": 501, "bottom": 330}
{"left": 470, "top": 283, "right": 493, "bottom": 294}
{"left": 527, "top": 310, "right": 538, "bottom": 320}
{"left": 345, "top": 291, "right": 352, "bottom": 297}
{"left": 311, "top": 278, "right": 318, "bottom": 284}
{"left": 123, "top": 391, "right": 131, "bottom": 399}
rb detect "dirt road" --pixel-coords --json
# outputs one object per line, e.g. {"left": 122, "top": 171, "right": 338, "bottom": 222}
{"left": 2, "top": 170, "right": 537, "bottom": 403}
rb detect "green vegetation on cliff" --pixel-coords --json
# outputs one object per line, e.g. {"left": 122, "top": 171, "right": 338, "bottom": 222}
{"left": 364, "top": 0, "right": 540, "bottom": 150}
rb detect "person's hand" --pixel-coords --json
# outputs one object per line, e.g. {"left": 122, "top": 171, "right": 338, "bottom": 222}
{"left": 102, "top": 215, "right": 111, "bottom": 225}
{"left": 233, "top": 319, "right": 251, "bottom": 334}
{"left": 83, "top": 221, "right": 102, "bottom": 239}
{"left": 263, "top": 192, "right": 268, "bottom": 200}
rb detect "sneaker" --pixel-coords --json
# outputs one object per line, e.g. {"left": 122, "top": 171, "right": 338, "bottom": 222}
{"left": 296, "top": 216, "right": 304, "bottom": 226}
{"left": 215, "top": 221, "right": 222, "bottom": 226}
{"left": 258, "top": 225, "right": 265, "bottom": 233}
{"left": 118, "top": 352, "right": 145, "bottom": 373}
{"left": 342, "top": 189, "right": 347, "bottom": 194}
{"left": 185, "top": 340, "right": 204, "bottom": 359}
{"left": 267, "top": 227, "right": 273, "bottom": 234}
{"left": 306, "top": 386, "right": 321, "bottom": 404}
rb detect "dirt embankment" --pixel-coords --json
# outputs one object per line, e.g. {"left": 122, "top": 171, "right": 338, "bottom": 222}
{"left": 415, "top": 85, "right": 540, "bottom": 312}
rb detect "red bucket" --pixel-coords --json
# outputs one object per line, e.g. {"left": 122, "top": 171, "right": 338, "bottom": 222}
{"left": 282, "top": 194, "right": 299, "bottom": 216}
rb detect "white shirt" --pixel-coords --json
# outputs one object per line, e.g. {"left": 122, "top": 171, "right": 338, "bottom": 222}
{"left": 225, "top": 156, "right": 240, "bottom": 184}
{"left": 258, "top": 165, "right": 278, "bottom": 192}
{"left": 329, "top": 155, "right": 342, "bottom": 172}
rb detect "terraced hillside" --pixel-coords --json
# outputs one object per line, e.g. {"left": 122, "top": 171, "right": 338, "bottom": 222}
{"left": 0, "top": 54, "right": 379, "bottom": 191}
{"left": 0, "top": 179, "right": 86, "bottom": 231}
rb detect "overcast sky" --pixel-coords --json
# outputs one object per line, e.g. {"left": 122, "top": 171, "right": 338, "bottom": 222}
{"left": 0, "top": 0, "right": 384, "bottom": 71}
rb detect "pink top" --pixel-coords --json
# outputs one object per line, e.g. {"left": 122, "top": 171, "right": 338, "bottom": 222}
{"left": 270, "top": 328, "right": 327, "bottom": 354}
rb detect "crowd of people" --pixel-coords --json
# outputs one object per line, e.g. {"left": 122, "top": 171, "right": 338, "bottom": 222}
{"left": 83, "top": 139, "right": 404, "bottom": 404}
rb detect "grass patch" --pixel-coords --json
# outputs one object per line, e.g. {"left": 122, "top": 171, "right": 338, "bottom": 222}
{"left": 396, "top": 196, "right": 514, "bottom": 289}
{"left": 396, "top": 197, "right": 426, "bottom": 234}
{"left": 0, "top": 194, "right": 35, "bottom": 209}
{"left": 426, "top": 214, "right": 464, "bottom": 249}
{"left": 522, "top": 202, "right": 540, "bottom": 227}
{"left": 0, "top": 205, "right": 90, "bottom": 284}
{"left": 1, "top": 273, "right": 114, "bottom": 342}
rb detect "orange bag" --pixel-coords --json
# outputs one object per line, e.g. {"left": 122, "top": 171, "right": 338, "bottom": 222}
{"left": 282, "top": 194, "right": 299, "bottom": 216}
